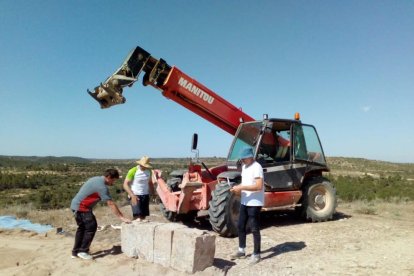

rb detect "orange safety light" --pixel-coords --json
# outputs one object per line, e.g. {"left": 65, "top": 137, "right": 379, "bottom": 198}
{"left": 294, "top": 112, "right": 300, "bottom": 120}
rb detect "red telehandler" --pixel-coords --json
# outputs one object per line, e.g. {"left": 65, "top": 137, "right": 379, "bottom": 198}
{"left": 88, "top": 46, "right": 337, "bottom": 236}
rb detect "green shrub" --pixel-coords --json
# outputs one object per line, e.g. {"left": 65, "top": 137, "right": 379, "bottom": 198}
{"left": 331, "top": 174, "right": 414, "bottom": 202}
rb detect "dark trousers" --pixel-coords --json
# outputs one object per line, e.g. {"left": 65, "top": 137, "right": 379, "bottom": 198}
{"left": 72, "top": 211, "right": 97, "bottom": 256}
{"left": 238, "top": 204, "right": 261, "bottom": 255}
{"left": 129, "top": 194, "right": 150, "bottom": 219}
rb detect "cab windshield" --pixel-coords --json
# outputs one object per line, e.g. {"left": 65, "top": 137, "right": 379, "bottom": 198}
{"left": 228, "top": 122, "right": 262, "bottom": 162}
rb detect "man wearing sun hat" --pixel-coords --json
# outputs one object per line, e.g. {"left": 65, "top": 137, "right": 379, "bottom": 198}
{"left": 229, "top": 147, "right": 264, "bottom": 265}
{"left": 123, "top": 156, "right": 155, "bottom": 221}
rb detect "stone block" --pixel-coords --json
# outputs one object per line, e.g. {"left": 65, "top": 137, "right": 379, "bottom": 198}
{"left": 121, "top": 222, "right": 137, "bottom": 258}
{"left": 122, "top": 221, "right": 216, "bottom": 273}
{"left": 171, "top": 228, "right": 216, "bottom": 273}
{"left": 153, "top": 223, "right": 187, "bottom": 267}
{"left": 121, "top": 221, "right": 163, "bottom": 261}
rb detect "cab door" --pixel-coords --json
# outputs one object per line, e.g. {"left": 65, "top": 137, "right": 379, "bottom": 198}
{"left": 257, "top": 126, "right": 305, "bottom": 190}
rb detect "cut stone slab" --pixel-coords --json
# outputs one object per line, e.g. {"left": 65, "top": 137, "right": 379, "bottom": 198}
{"left": 121, "top": 222, "right": 138, "bottom": 258}
{"left": 153, "top": 223, "right": 187, "bottom": 267}
{"left": 121, "top": 221, "right": 216, "bottom": 274}
{"left": 121, "top": 221, "right": 163, "bottom": 260}
{"left": 171, "top": 228, "right": 216, "bottom": 274}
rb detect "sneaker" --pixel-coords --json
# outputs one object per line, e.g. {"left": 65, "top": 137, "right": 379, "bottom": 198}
{"left": 77, "top": 252, "right": 93, "bottom": 260}
{"left": 250, "top": 254, "right": 261, "bottom": 265}
{"left": 229, "top": 251, "right": 246, "bottom": 260}
{"left": 71, "top": 255, "right": 78, "bottom": 259}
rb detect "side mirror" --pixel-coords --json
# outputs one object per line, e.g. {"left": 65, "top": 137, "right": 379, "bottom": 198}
{"left": 191, "top": 133, "right": 199, "bottom": 162}
{"left": 192, "top": 133, "right": 198, "bottom": 150}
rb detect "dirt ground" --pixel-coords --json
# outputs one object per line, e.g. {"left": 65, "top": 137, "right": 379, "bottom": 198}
{"left": 1, "top": 202, "right": 413, "bottom": 275}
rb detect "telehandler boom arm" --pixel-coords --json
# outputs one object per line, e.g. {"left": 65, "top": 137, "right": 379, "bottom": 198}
{"left": 88, "top": 46, "right": 254, "bottom": 135}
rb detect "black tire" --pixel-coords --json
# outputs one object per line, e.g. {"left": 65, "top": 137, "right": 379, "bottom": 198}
{"left": 178, "top": 210, "right": 198, "bottom": 222}
{"left": 159, "top": 201, "right": 199, "bottom": 222}
{"left": 299, "top": 177, "right": 337, "bottom": 222}
{"left": 159, "top": 202, "right": 177, "bottom": 222}
{"left": 208, "top": 183, "right": 240, "bottom": 237}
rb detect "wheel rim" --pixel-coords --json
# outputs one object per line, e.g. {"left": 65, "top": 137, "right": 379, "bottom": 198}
{"left": 310, "top": 186, "right": 328, "bottom": 211}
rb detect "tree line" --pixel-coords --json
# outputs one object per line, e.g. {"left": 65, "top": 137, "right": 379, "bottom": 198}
{"left": 1, "top": 156, "right": 413, "bottom": 210}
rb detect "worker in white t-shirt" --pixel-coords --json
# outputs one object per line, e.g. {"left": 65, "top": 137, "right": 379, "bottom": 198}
{"left": 123, "top": 156, "right": 155, "bottom": 221}
{"left": 229, "top": 147, "right": 264, "bottom": 265}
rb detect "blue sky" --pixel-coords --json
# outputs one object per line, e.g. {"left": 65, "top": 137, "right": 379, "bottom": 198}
{"left": 0, "top": 1, "right": 413, "bottom": 163}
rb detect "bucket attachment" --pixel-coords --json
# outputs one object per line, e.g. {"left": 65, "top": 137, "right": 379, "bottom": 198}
{"left": 87, "top": 46, "right": 151, "bottom": 108}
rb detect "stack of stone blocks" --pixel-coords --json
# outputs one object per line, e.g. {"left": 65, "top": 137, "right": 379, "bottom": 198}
{"left": 121, "top": 221, "right": 216, "bottom": 273}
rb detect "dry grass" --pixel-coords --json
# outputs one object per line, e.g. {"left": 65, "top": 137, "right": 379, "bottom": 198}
{"left": 338, "top": 199, "right": 414, "bottom": 220}
{"left": 0, "top": 202, "right": 153, "bottom": 232}
{"left": 0, "top": 204, "right": 74, "bottom": 229}
{"left": 2, "top": 200, "right": 413, "bottom": 233}
{"left": 0, "top": 203, "right": 164, "bottom": 232}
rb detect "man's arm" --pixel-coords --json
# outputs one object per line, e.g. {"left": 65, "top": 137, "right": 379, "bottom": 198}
{"left": 242, "top": 177, "right": 263, "bottom": 191}
{"left": 107, "top": 199, "right": 131, "bottom": 223}
{"left": 123, "top": 178, "right": 134, "bottom": 198}
{"left": 230, "top": 177, "right": 263, "bottom": 194}
{"left": 148, "top": 170, "right": 155, "bottom": 195}
{"left": 123, "top": 178, "right": 139, "bottom": 205}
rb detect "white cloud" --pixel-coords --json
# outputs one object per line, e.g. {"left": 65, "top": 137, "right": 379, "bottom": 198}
{"left": 362, "top": 106, "right": 371, "bottom": 112}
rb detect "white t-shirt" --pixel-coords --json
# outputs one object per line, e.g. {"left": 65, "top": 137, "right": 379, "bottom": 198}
{"left": 240, "top": 161, "right": 264, "bottom": 206}
{"left": 127, "top": 167, "right": 151, "bottom": 195}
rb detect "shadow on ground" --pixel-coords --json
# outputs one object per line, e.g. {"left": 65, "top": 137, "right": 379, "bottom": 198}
{"left": 213, "top": 258, "right": 236, "bottom": 273}
{"left": 92, "top": 245, "right": 123, "bottom": 259}
{"left": 261, "top": 241, "right": 306, "bottom": 260}
{"left": 259, "top": 210, "right": 352, "bottom": 231}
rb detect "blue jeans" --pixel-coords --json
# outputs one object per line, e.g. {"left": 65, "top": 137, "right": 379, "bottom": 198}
{"left": 72, "top": 211, "right": 97, "bottom": 256}
{"left": 238, "top": 204, "right": 261, "bottom": 255}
